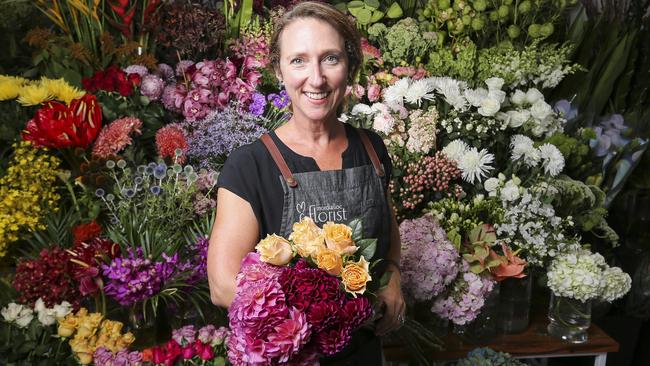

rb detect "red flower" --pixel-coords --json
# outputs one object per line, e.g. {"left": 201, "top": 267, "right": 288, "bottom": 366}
{"left": 164, "top": 340, "right": 182, "bottom": 365}
{"left": 68, "top": 238, "right": 121, "bottom": 296}
{"left": 155, "top": 124, "right": 188, "bottom": 163}
{"left": 73, "top": 220, "right": 102, "bottom": 245}
{"left": 194, "top": 340, "right": 214, "bottom": 361}
{"left": 181, "top": 344, "right": 196, "bottom": 359}
{"left": 22, "top": 94, "right": 102, "bottom": 149}
{"left": 128, "top": 73, "right": 142, "bottom": 87}
{"left": 342, "top": 296, "right": 372, "bottom": 328}
{"left": 141, "top": 348, "right": 153, "bottom": 362}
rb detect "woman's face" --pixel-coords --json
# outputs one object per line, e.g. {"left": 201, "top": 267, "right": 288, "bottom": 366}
{"left": 277, "top": 18, "right": 348, "bottom": 124}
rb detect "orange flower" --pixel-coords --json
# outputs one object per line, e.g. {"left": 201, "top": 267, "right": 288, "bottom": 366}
{"left": 341, "top": 256, "right": 372, "bottom": 296}
{"left": 490, "top": 242, "right": 527, "bottom": 281}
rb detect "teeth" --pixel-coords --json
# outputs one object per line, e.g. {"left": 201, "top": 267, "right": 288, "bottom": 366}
{"left": 305, "top": 92, "right": 329, "bottom": 100}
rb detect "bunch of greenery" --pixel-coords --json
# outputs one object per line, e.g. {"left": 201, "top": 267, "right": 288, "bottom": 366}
{"left": 367, "top": 17, "right": 438, "bottom": 67}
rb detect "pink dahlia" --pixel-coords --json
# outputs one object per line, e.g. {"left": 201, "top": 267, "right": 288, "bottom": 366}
{"left": 155, "top": 123, "right": 188, "bottom": 163}
{"left": 92, "top": 117, "right": 143, "bottom": 159}
{"left": 279, "top": 260, "right": 345, "bottom": 313}
{"left": 266, "top": 308, "right": 312, "bottom": 363}
{"left": 342, "top": 296, "right": 373, "bottom": 329}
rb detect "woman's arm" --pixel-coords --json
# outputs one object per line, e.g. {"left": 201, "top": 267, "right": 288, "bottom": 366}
{"left": 207, "top": 187, "right": 260, "bottom": 308}
{"left": 375, "top": 199, "right": 405, "bottom": 336}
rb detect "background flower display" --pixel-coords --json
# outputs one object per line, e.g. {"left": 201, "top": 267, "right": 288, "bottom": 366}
{"left": 0, "top": 0, "right": 648, "bottom": 365}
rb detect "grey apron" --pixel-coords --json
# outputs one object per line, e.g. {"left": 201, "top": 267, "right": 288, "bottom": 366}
{"left": 260, "top": 128, "right": 391, "bottom": 365}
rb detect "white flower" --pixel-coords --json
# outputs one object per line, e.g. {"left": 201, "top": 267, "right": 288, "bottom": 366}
{"left": 446, "top": 94, "right": 469, "bottom": 111}
{"left": 351, "top": 103, "right": 372, "bottom": 115}
{"left": 500, "top": 180, "right": 521, "bottom": 202}
{"left": 37, "top": 308, "right": 57, "bottom": 326}
{"left": 539, "top": 143, "right": 565, "bottom": 176}
{"left": 15, "top": 308, "right": 34, "bottom": 328}
{"left": 600, "top": 267, "right": 632, "bottom": 302}
{"left": 507, "top": 110, "right": 531, "bottom": 128}
{"left": 510, "top": 134, "right": 540, "bottom": 167}
{"left": 510, "top": 89, "right": 527, "bottom": 106}
{"left": 405, "top": 79, "right": 435, "bottom": 106}
{"left": 384, "top": 78, "right": 410, "bottom": 105}
{"left": 53, "top": 301, "right": 73, "bottom": 320}
{"left": 372, "top": 113, "right": 395, "bottom": 135}
{"left": 1, "top": 303, "right": 23, "bottom": 322}
{"left": 34, "top": 298, "right": 46, "bottom": 313}
{"left": 488, "top": 89, "right": 506, "bottom": 104}
{"left": 484, "top": 177, "right": 500, "bottom": 195}
{"left": 478, "top": 97, "right": 501, "bottom": 117}
{"left": 338, "top": 113, "right": 349, "bottom": 122}
{"left": 442, "top": 140, "right": 469, "bottom": 163}
{"left": 485, "top": 77, "right": 505, "bottom": 91}
{"left": 458, "top": 147, "right": 494, "bottom": 184}
{"left": 530, "top": 100, "right": 553, "bottom": 121}
{"left": 525, "top": 88, "right": 544, "bottom": 105}
{"left": 463, "top": 88, "right": 488, "bottom": 107}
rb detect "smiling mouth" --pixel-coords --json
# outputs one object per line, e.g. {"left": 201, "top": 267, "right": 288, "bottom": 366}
{"left": 304, "top": 91, "right": 330, "bottom": 100}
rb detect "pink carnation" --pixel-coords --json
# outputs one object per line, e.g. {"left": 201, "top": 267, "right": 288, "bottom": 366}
{"left": 155, "top": 124, "right": 188, "bottom": 163}
{"left": 92, "top": 117, "right": 142, "bottom": 159}
{"left": 361, "top": 38, "right": 383, "bottom": 65}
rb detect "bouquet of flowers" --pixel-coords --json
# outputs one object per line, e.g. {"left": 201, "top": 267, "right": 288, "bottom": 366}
{"left": 227, "top": 217, "right": 384, "bottom": 365}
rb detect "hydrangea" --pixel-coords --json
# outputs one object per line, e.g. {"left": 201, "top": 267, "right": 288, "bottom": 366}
{"left": 431, "top": 260, "right": 495, "bottom": 325}
{"left": 599, "top": 267, "right": 632, "bottom": 302}
{"left": 547, "top": 250, "right": 607, "bottom": 302}
{"left": 399, "top": 215, "right": 460, "bottom": 302}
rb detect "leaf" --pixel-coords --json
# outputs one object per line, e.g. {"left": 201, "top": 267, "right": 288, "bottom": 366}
{"left": 469, "top": 263, "right": 483, "bottom": 274}
{"left": 349, "top": 218, "right": 363, "bottom": 242}
{"left": 370, "top": 10, "right": 385, "bottom": 23}
{"left": 347, "top": 1, "right": 365, "bottom": 9}
{"left": 360, "top": 239, "right": 377, "bottom": 259}
{"left": 386, "top": 2, "right": 403, "bottom": 18}
{"left": 215, "top": 357, "right": 226, "bottom": 366}
{"left": 356, "top": 8, "right": 373, "bottom": 25}
{"left": 364, "top": 0, "right": 380, "bottom": 10}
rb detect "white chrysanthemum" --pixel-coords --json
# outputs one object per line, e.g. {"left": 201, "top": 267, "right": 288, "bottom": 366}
{"left": 539, "top": 143, "right": 565, "bottom": 176}
{"left": 351, "top": 103, "right": 372, "bottom": 115}
{"left": 599, "top": 267, "right": 632, "bottom": 302}
{"left": 384, "top": 78, "right": 410, "bottom": 105}
{"left": 442, "top": 139, "right": 469, "bottom": 163}
{"left": 458, "top": 147, "right": 494, "bottom": 184}
{"left": 463, "top": 88, "right": 489, "bottom": 107}
{"left": 405, "top": 78, "right": 435, "bottom": 106}
{"left": 510, "top": 134, "right": 540, "bottom": 167}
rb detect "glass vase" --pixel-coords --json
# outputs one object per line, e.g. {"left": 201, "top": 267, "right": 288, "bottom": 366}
{"left": 454, "top": 284, "right": 500, "bottom": 344}
{"left": 498, "top": 274, "right": 533, "bottom": 334}
{"left": 547, "top": 294, "right": 592, "bottom": 343}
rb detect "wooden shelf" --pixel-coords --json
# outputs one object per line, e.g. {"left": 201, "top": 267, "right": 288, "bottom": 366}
{"left": 384, "top": 311, "right": 619, "bottom": 362}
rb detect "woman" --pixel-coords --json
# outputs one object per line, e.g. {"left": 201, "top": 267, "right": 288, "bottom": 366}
{"left": 207, "top": 2, "right": 404, "bottom": 364}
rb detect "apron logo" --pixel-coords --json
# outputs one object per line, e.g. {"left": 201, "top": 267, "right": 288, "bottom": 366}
{"left": 296, "top": 201, "right": 348, "bottom": 224}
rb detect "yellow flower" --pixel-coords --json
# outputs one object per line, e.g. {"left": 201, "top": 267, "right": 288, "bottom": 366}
{"left": 323, "top": 222, "right": 357, "bottom": 255}
{"left": 256, "top": 234, "right": 294, "bottom": 265}
{"left": 0, "top": 76, "right": 28, "bottom": 100}
{"left": 57, "top": 314, "right": 78, "bottom": 338}
{"left": 341, "top": 256, "right": 372, "bottom": 296}
{"left": 289, "top": 217, "right": 326, "bottom": 257}
{"left": 40, "top": 77, "right": 85, "bottom": 104}
{"left": 16, "top": 83, "right": 53, "bottom": 106}
{"left": 315, "top": 247, "right": 343, "bottom": 276}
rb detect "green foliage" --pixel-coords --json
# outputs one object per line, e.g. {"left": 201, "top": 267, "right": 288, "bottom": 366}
{"left": 426, "top": 37, "right": 477, "bottom": 82}
{"left": 463, "top": 224, "right": 501, "bottom": 274}
{"left": 426, "top": 196, "right": 505, "bottom": 242}
{"left": 367, "top": 18, "right": 437, "bottom": 67}
{"left": 457, "top": 347, "right": 526, "bottom": 366}
{"left": 0, "top": 319, "right": 75, "bottom": 365}
{"left": 542, "top": 131, "right": 594, "bottom": 180}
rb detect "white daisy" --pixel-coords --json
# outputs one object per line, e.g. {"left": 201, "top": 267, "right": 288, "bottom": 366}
{"left": 458, "top": 147, "right": 495, "bottom": 184}
{"left": 384, "top": 78, "right": 410, "bottom": 105}
{"left": 539, "top": 143, "right": 565, "bottom": 176}
{"left": 442, "top": 139, "right": 469, "bottom": 163}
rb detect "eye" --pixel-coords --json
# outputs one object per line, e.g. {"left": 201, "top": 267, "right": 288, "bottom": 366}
{"left": 324, "top": 55, "right": 340, "bottom": 64}
{"left": 290, "top": 58, "right": 303, "bottom": 65}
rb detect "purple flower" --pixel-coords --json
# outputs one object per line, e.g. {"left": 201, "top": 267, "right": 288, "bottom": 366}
{"left": 156, "top": 63, "right": 175, "bottom": 81}
{"left": 248, "top": 92, "right": 266, "bottom": 116}
{"left": 553, "top": 99, "right": 578, "bottom": 121}
{"left": 187, "top": 237, "right": 209, "bottom": 284}
{"left": 140, "top": 74, "right": 165, "bottom": 101}
{"left": 124, "top": 65, "right": 148, "bottom": 77}
{"left": 172, "top": 325, "right": 197, "bottom": 346}
{"left": 93, "top": 347, "right": 142, "bottom": 366}
{"left": 400, "top": 216, "right": 460, "bottom": 303}
{"left": 176, "top": 60, "right": 195, "bottom": 77}
{"left": 268, "top": 89, "right": 291, "bottom": 109}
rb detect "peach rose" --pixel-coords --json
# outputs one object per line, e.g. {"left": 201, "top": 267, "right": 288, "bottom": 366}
{"left": 323, "top": 222, "right": 357, "bottom": 255}
{"left": 289, "top": 217, "right": 325, "bottom": 257}
{"left": 341, "top": 256, "right": 372, "bottom": 296}
{"left": 57, "top": 315, "right": 78, "bottom": 338}
{"left": 256, "top": 234, "right": 294, "bottom": 265}
{"left": 315, "top": 247, "right": 344, "bottom": 276}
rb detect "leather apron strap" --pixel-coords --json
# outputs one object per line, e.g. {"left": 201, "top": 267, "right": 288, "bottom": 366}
{"left": 357, "top": 129, "right": 385, "bottom": 178}
{"left": 260, "top": 134, "right": 298, "bottom": 188}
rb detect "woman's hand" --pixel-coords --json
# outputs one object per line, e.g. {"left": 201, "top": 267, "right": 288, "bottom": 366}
{"left": 374, "top": 268, "right": 405, "bottom": 336}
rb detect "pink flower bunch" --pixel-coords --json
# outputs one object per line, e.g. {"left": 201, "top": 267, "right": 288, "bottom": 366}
{"left": 142, "top": 324, "right": 230, "bottom": 365}
{"left": 392, "top": 66, "right": 427, "bottom": 80}
{"left": 230, "top": 31, "right": 271, "bottom": 69}
{"left": 399, "top": 215, "right": 460, "bottom": 303}
{"left": 361, "top": 38, "right": 383, "bottom": 65}
{"left": 227, "top": 253, "right": 373, "bottom": 365}
{"left": 92, "top": 117, "right": 143, "bottom": 159}
{"left": 161, "top": 57, "right": 262, "bottom": 121}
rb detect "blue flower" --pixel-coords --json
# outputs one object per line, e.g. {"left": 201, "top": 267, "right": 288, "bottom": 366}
{"left": 150, "top": 186, "right": 162, "bottom": 195}
{"left": 154, "top": 163, "right": 167, "bottom": 179}
{"left": 95, "top": 188, "right": 105, "bottom": 197}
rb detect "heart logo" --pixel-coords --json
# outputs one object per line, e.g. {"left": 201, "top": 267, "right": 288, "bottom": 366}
{"left": 296, "top": 201, "right": 306, "bottom": 214}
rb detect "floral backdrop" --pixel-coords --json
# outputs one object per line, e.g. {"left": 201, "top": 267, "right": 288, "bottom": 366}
{"left": 0, "top": 0, "right": 649, "bottom": 365}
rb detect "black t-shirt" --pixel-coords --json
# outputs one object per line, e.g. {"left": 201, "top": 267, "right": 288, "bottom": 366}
{"left": 217, "top": 123, "right": 392, "bottom": 239}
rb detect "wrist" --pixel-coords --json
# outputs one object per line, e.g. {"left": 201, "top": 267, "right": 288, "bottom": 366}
{"left": 385, "top": 259, "right": 401, "bottom": 274}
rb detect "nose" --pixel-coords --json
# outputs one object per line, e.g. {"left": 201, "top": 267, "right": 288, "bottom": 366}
{"left": 308, "top": 63, "right": 326, "bottom": 87}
